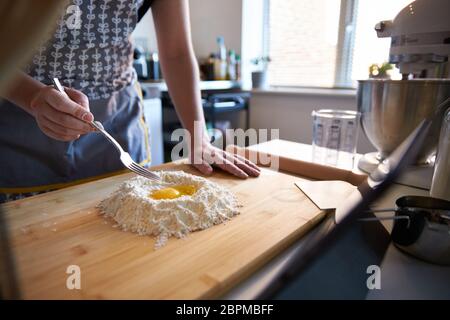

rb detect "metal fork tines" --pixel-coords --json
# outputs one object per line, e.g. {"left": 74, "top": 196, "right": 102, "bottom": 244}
{"left": 52, "top": 78, "right": 160, "bottom": 181}
{"left": 89, "top": 121, "right": 160, "bottom": 181}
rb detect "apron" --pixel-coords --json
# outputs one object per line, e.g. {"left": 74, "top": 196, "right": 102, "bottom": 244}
{"left": 0, "top": 0, "right": 152, "bottom": 201}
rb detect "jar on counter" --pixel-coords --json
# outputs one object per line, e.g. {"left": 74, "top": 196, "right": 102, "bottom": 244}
{"left": 431, "top": 108, "right": 450, "bottom": 201}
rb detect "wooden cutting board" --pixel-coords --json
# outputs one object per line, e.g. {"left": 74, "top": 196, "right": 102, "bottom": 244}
{"left": 2, "top": 161, "right": 325, "bottom": 299}
{"left": 295, "top": 180, "right": 357, "bottom": 210}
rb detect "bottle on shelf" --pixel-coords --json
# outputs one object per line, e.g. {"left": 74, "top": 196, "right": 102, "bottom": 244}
{"left": 202, "top": 53, "right": 216, "bottom": 80}
{"left": 235, "top": 54, "right": 241, "bottom": 81}
{"left": 226, "top": 50, "right": 236, "bottom": 81}
{"left": 146, "top": 51, "right": 160, "bottom": 80}
{"left": 214, "top": 36, "right": 227, "bottom": 80}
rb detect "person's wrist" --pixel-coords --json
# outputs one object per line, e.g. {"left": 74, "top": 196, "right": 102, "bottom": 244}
{"left": 27, "top": 83, "right": 46, "bottom": 117}
{"left": 186, "top": 122, "right": 209, "bottom": 144}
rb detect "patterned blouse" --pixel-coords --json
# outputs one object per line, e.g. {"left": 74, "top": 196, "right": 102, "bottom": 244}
{"left": 26, "top": 0, "right": 145, "bottom": 101}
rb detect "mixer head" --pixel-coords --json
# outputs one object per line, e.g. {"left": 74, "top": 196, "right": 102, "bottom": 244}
{"left": 375, "top": 0, "right": 450, "bottom": 79}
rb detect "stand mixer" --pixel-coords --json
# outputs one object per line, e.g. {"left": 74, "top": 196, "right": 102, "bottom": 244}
{"left": 357, "top": 0, "right": 450, "bottom": 189}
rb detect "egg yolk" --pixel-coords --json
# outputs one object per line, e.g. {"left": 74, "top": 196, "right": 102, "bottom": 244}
{"left": 150, "top": 185, "right": 197, "bottom": 200}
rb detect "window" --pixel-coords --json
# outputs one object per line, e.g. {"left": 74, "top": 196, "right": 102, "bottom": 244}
{"left": 268, "top": 0, "right": 341, "bottom": 88}
{"left": 351, "top": 0, "right": 414, "bottom": 82}
{"left": 266, "top": 0, "right": 413, "bottom": 88}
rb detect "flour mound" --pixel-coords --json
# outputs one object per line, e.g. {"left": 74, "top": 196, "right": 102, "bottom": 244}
{"left": 98, "top": 171, "right": 240, "bottom": 248}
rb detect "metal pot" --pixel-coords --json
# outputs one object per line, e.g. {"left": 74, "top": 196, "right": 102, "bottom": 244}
{"left": 361, "top": 196, "right": 450, "bottom": 265}
{"left": 357, "top": 79, "right": 450, "bottom": 164}
{"left": 391, "top": 196, "right": 450, "bottom": 265}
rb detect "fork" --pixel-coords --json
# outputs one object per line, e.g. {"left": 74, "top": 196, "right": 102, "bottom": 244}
{"left": 52, "top": 78, "right": 160, "bottom": 181}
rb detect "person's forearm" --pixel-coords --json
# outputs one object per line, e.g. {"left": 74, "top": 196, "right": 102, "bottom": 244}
{"left": 2, "top": 72, "right": 45, "bottom": 116}
{"left": 160, "top": 50, "right": 208, "bottom": 140}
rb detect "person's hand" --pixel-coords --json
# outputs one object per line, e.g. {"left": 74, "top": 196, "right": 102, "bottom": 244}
{"left": 190, "top": 138, "right": 261, "bottom": 179}
{"left": 30, "top": 85, "right": 94, "bottom": 141}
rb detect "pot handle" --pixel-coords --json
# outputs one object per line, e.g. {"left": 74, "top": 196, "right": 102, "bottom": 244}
{"left": 359, "top": 213, "right": 411, "bottom": 228}
{"left": 367, "top": 208, "right": 396, "bottom": 213}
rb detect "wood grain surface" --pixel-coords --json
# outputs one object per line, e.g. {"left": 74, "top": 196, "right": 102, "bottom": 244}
{"left": 3, "top": 160, "right": 325, "bottom": 299}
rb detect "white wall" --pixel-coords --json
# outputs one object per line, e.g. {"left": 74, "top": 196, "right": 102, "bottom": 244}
{"left": 132, "top": 0, "right": 243, "bottom": 59}
{"left": 189, "top": 0, "right": 243, "bottom": 58}
{"left": 132, "top": 9, "right": 158, "bottom": 52}
{"left": 241, "top": 0, "right": 265, "bottom": 88}
{"left": 249, "top": 91, "right": 376, "bottom": 154}
{"left": 133, "top": 1, "right": 376, "bottom": 155}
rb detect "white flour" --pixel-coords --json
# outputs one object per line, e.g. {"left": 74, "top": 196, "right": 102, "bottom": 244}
{"left": 98, "top": 171, "right": 240, "bottom": 248}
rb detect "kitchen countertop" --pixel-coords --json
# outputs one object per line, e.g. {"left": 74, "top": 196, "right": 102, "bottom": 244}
{"left": 224, "top": 140, "right": 450, "bottom": 299}
{"left": 139, "top": 80, "right": 242, "bottom": 93}
{"left": 3, "top": 139, "right": 448, "bottom": 299}
{"left": 2, "top": 144, "right": 325, "bottom": 299}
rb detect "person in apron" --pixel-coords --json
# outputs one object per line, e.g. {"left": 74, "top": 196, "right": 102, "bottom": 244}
{"left": 0, "top": 0, "right": 260, "bottom": 203}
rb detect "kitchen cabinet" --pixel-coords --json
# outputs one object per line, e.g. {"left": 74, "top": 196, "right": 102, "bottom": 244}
{"left": 142, "top": 97, "right": 164, "bottom": 166}
{"left": 140, "top": 80, "right": 251, "bottom": 162}
{"left": 140, "top": 85, "right": 164, "bottom": 166}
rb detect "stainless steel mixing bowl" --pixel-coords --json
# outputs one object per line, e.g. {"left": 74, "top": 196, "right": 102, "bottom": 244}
{"left": 357, "top": 79, "right": 450, "bottom": 164}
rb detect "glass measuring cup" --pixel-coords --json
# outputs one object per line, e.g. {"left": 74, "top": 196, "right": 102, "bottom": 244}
{"left": 312, "top": 109, "right": 360, "bottom": 169}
